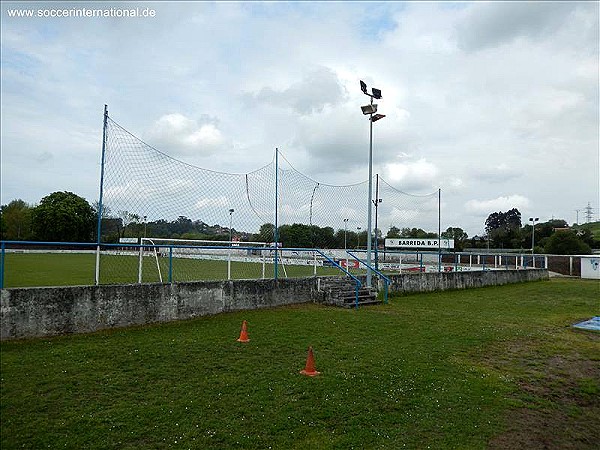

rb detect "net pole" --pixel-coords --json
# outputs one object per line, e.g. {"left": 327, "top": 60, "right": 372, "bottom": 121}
{"left": 274, "top": 148, "right": 279, "bottom": 281}
{"left": 374, "top": 173, "right": 380, "bottom": 270}
{"left": 438, "top": 188, "right": 441, "bottom": 273}
{"left": 95, "top": 105, "right": 109, "bottom": 286}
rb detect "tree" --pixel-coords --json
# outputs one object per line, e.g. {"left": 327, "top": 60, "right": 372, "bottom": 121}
{"left": 441, "top": 227, "right": 468, "bottom": 251}
{"left": 279, "top": 223, "right": 312, "bottom": 248}
{"left": 386, "top": 226, "right": 401, "bottom": 238}
{"left": 32, "top": 191, "right": 95, "bottom": 242}
{"left": 254, "top": 223, "right": 275, "bottom": 243}
{"left": 385, "top": 226, "right": 438, "bottom": 240}
{"left": 0, "top": 199, "right": 33, "bottom": 240}
{"left": 485, "top": 208, "right": 522, "bottom": 248}
{"left": 575, "top": 228, "right": 597, "bottom": 248}
{"left": 545, "top": 230, "right": 591, "bottom": 255}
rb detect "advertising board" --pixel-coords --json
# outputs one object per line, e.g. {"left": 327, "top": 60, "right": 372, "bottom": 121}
{"left": 385, "top": 238, "right": 454, "bottom": 249}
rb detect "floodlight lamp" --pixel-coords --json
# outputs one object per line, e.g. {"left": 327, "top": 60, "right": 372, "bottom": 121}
{"left": 371, "top": 88, "right": 382, "bottom": 99}
{"left": 371, "top": 113, "right": 386, "bottom": 122}
{"left": 360, "top": 80, "right": 368, "bottom": 94}
{"left": 229, "top": 209, "right": 234, "bottom": 214}
{"left": 361, "top": 104, "right": 377, "bottom": 115}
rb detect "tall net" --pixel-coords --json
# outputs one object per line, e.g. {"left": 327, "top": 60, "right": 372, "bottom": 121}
{"left": 98, "top": 114, "right": 440, "bottom": 282}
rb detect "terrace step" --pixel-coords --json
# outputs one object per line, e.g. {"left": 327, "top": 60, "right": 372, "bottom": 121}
{"left": 317, "top": 276, "right": 380, "bottom": 308}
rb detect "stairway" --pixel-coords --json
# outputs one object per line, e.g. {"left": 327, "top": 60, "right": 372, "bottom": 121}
{"left": 317, "top": 276, "right": 380, "bottom": 308}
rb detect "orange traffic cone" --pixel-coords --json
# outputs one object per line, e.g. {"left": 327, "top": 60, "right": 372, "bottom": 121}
{"left": 300, "top": 346, "right": 320, "bottom": 376}
{"left": 237, "top": 320, "right": 250, "bottom": 343}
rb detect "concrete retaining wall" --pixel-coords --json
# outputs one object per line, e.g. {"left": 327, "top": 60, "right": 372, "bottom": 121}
{"left": 1, "top": 269, "right": 548, "bottom": 340}
{"left": 382, "top": 268, "right": 548, "bottom": 294}
{"left": 1, "top": 278, "right": 316, "bottom": 341}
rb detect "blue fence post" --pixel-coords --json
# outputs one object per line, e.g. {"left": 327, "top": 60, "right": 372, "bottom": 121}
{"left": 384, "top": 282, "right": 388, "bottom": 305}
{"left": 0, "top": 241, "right": 5, "bottom": 289}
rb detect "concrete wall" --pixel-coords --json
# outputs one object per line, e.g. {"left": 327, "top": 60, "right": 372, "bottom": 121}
{"left": 381, "top": 268, "right": 548, "bottom": 294}
{"left": 1, "top": 269, "right": 548, "bottom": 341}
{"left": 1, "top": 278, "right": 316, "bottom": 341}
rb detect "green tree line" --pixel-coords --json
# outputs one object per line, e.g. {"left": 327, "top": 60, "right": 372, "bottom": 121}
{"left": 1, "top": 192, "right": 597, "bottom": 254}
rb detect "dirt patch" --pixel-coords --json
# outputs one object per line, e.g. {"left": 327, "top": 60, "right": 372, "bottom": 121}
{"left": 483, "top": 334, "right": 600, "bottom": 449}
{"left": 488, "top": 405, "right": 599, "bottom": 450}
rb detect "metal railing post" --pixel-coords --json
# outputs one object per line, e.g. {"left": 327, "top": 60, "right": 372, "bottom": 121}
{"left": 0, "top": 241, "right": 5, "bottom": 289}
{"left": 169, "top": 246, "right": 173, "bottom": 283}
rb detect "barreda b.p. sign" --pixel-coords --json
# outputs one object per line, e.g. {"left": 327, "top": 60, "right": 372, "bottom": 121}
{"left": 385, "top": 238, "right": 455, "bottom": 249}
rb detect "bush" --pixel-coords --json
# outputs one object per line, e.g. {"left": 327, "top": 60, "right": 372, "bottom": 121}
{"left": 545, "top": 230, "right": 591, "bottom": 255}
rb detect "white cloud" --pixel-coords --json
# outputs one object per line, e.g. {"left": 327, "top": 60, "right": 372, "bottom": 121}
{"left": 472, "top": 163, "right": 522, "bottom": 184}
{"left": 1, "top": 1, "right": 597, "bottom": 236}
{"left": 245, "top": 66, "right": 347, "bottom": 115}
{"left": 195, "top": 196, "right": 229, "bottom": 209}
{"left": 465, "top": 195, "right": 531, "bottom": 215}
{"left": 148, "top": 114, "right": 224, "bottom": 157}
{"left": 383, "top": 159, "right": 439, "bottom": 191}
{"left": 456, "top": 2, "right": 580, "bottom": 51}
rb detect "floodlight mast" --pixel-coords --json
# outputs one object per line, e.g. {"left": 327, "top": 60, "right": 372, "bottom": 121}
{"left": 359, "top": 80, "right": 385, "bottom": 288}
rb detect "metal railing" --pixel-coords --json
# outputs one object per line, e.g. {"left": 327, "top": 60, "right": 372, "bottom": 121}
{"left": 0, "top": 241, "right": 555, "bottom": 289}
{"left": 347, "top": 250, "right": 391, "bottom": 304}
{"left": 314, "top": 248, "right": 362, "bottom": 308}
{"left": 0, "top": 241, "right": 363, "bottom": 294}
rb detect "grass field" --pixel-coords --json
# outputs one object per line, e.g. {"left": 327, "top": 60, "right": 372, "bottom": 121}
{"left": 2, "top": 253, "right": 345, "bottom": 288}
{"left": 1, "top": 279, "right": 598, "bottom": 449}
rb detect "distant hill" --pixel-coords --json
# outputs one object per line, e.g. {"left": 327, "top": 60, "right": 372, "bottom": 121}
{"left": 576, "top": 221, "right": 600, "bottom": 240}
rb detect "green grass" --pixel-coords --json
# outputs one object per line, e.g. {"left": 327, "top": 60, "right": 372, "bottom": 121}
{"left": 1, "top": 279, "right": 598, "bottom": 449}
{"left": 2, "top": 253, "right": 345, "bottom": 288}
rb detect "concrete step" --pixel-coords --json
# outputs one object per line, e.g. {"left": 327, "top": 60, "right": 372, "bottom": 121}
{"left": 318, "top": 277, "right": 380, "bottom": 307}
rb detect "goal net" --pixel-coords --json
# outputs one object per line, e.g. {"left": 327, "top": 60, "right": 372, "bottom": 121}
{"left": 139, "top": 238, "right": 269, "bottom": 282}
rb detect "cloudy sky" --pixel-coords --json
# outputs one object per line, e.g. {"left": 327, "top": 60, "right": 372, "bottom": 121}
{"left": 1, "top": 1, "right": 598, "bottom": 236}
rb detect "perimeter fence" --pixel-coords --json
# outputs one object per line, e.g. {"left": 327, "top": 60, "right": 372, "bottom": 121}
{"left": 0, "top": 241, "right": 550, "bottom": 289}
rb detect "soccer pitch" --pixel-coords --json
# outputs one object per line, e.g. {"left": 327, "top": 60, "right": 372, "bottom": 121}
{"left": 1, "top": 279, "right": 598, "bottom": 449}
{"left": 1, "top": 252, "right": 345, "bottom": 288}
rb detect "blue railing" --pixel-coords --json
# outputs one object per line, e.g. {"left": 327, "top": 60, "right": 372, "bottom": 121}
{"left": 346, "top": 250, "right": 391, "bottom": 304}
{"left": 0, "top": 242, "right": 362, "bottom": 302}
{"left": 313, "top": 249, "right": 362, "bottom": 308}
{"left": 0, "top": 241, "right": 550, "bottom": 290}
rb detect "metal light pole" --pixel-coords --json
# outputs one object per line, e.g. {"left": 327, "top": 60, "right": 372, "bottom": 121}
{"left": 357, "top": 227, "right": 361, "bottom": 249}
{"left": 143, "top": 215, "right": 147, "bottom": 238}
{"left": 360, "top": 80, "right": 385, "bottom": 287}
{"left": 228, "top": 208, "right": 234, "bottom": 279}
